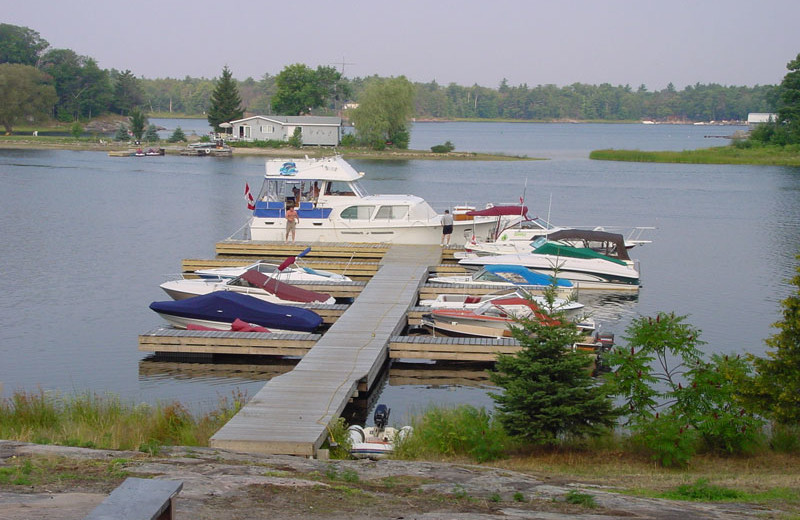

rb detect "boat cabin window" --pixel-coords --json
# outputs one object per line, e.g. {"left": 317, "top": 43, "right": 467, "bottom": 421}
{"left": 374, "top": 205, "right": 409, "bottom": 220}
{"left": 474, "top": 270, "right": 507, "bottom": 282}
{"left": 260, "top": 179, "right": 317, "bottom": 203}
{"left": 325, "top": 180, "right": 359, "bottom": 196}
{"left": 340, "top": 205, "right": 374, "bottom": 220}
{"left": 530, "top": 236, "right": 548, "bottom": 249}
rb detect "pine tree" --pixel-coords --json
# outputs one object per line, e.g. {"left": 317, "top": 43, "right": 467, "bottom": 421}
{"left": 489, "top": 301, "right": 618, "bottom": 445}
{"left": 749, "top": 254, "right": 800, "bottom": 425}
{"left": 168, "top": 126, "right": 186, "bottom": 143}
{"left": 207, "top": 66, "right": 243, "bottom": 132}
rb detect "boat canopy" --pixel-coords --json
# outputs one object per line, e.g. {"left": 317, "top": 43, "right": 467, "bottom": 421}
{"left": 543, "top": 229, "right": 631, "bottom": 261}
{"left": 466, "top": 205, "right": 528, "bottom": 217}
{"left": 264, "top": 156, "right": 363, "bottom": 182}
{"left": 149, "top": 292, "right": 323, "bottom": 332}
{"left": 240, "top": 269, "right": 333, "bottom": 304}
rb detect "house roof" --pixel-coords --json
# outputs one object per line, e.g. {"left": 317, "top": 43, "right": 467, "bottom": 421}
{"left": 747, "top": 113, "right": 777, "bottom": 123}
{"left": 229, "top": 115, "right": 342, "bottom": 126}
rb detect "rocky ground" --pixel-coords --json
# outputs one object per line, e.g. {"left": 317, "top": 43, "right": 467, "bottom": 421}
{"left": 0, "top": 440, "right": 783, "bottom": 519}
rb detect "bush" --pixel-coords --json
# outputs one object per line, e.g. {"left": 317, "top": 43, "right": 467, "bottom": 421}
{"left": 340, "top": 133, "right": 357, "bottom": 147}
{"left": 431, "top": 140, "right": 455, "bottom": 153}
{"left": 70, "top": 121, "right": 83, "bottom": 139}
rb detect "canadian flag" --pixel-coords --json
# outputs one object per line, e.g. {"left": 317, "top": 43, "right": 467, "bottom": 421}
{"left": 244, "top": 182, "right": 255, "bottom": 210}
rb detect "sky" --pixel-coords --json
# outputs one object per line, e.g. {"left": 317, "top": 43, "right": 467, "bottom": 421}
{"left": 4, "top": 0, "right": 799, "bottom": 91}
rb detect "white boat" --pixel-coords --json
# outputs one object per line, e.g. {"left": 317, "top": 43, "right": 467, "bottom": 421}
{"left": 428, "top": 264, "right": 576, "bottom": 298}
{"left": 419, "top": 287, "right": 585, "bottom": 320}
{"left": 160, "top": 268, "right": 336, "bottom": 304}
{"left": 464, "top": 220, "right": 652, "bottom": 256}
{"left": 420, "top": 295, "right": 595, "bottom": 339}
{"left": 346, "top": 405, "right": 412, "bottom": 460}
{"left": 242, "top": 156, "right": 514, "bottom": 245}
{"left": 195, "top": 259, "right": 351, "bottom": 282}
{"left": 458, "top": 231, "right": 641, "bottom": 291}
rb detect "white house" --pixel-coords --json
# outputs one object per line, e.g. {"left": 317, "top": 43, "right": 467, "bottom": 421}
{"left": 747, "top": 113, "right": 778, "bottom": 126}
{"left": 228, "top": 115, "right": 342, "bottom": 146}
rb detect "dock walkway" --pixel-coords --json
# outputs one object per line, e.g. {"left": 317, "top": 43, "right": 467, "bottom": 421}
{"left": 209, "top": 244, "right": 442, "bottom": 457}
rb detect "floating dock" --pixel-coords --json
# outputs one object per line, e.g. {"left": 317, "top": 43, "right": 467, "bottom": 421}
{"left": 207, "top": 244, "right": 442, "bottom": 457}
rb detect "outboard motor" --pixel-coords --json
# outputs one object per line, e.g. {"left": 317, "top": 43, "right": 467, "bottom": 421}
{"left": 373, "top": 404, "right": 390, "bottom": 430}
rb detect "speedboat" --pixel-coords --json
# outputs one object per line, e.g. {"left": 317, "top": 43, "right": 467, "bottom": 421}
{"left": 242, "top": 156, "right": 519, "bottom": 245}
{"left": 418, "top": 287, "right": 585, "bottom": 320}
{"left": 347, "top": 405, "right": 412, "bottom": 460}
{"left": 464, "top": 220, "right": 652, "bottom": 256}
{"left": 420, "top": 295, "right": 594, "bottom": 339}
{"left": 149, "top": 292, "right": 323, "bottom": 332}
{"left": 160, "top": 268, "right": 336, "bottom": 304}
{"left": 195, "top": 259, "right": 351, "bottom": 282}
{"left": 458, "top": 231, "right": 641, "bottom": 291}
{"left": 428, "top": 264, "right": 575, "bottom": 297}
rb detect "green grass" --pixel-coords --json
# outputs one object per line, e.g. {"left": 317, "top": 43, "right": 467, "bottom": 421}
{"left": 0, "top": 389, "right": 247, "bottom": 452}
{"left": 393, "top": 404, "right": 512, "bottom": 463}
{"left": 589, "top": 143, "right": 800, "bottom": 166}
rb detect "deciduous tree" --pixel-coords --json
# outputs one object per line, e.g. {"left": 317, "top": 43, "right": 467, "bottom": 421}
{"left": 272, "top": 64, "right": 344, "bottom": 115}
{"left": 207, "top": 65, "right": 243, "bottom": 132}
{"left": 350, "top": 76, "right": 415, "bottom": 149}
{"left": 0, "top": 63, "right": 56, "bottom": 133}
{"left": 0, "top": 24, "right": 48, "bottom": 66}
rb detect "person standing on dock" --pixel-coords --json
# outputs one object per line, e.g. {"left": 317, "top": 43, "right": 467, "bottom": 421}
{"left": 285, "top": 204, "right": 299, "bottom": 243}
{"left": 441, "top": 209, "right": 454, "bottom": 246}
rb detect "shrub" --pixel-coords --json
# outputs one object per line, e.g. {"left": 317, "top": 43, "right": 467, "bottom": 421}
{"left": 168, "top": 127, "right": 186, "bottom": 142}
{"left": 431, "top": 140, "right": 455, "bottom": 153}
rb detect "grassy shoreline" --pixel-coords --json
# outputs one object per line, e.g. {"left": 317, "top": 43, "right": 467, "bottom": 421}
{"left": 1, "top": 390, "right": 798, "bottom": 511}
{"left": 590, "top": 145, "right": 800, "bottom": 166}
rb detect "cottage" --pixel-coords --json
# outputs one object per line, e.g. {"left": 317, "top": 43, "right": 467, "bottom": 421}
{"left": 229, "top": 115, "right": 342, "bottom": 146}
{"left": 747, "top": 113, "right": 778, "bottom": 126}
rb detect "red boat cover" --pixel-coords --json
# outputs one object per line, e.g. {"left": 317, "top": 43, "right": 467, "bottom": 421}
{"left": 466, "top": 205, "right": 528, "bottom": 217}
{"left": 241, "top": 269, "right": 333, "bottom": 303}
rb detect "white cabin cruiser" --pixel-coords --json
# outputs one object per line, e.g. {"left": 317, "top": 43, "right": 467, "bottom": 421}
{"left": 244, "top": 156, "right": 505, "bottom": 245}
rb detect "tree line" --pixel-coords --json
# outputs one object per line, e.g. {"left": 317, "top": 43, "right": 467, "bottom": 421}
{"left": 0, "top": 23, "right": 782, "bottom": 130}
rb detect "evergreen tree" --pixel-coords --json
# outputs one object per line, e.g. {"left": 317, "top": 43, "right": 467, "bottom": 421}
{"left": 777, "top": 54, "right": 800, "bottom": 143}
{"left": 207, "top": 65, "right": 243, "bottom": 132}
{"left": 747, "top": 254, "right": 800, "bottom": 425}
{"left": 489, "top": 299, "right": 617, "bottom": 445}
{"left": 143, "top": 124, "right": 159, "bottom": 142}
{"left": 112, "top": 70, "right": 144, "bottom": 116}
{"left": 113, "top": 123, "right": 129, "bottom": 141}
{"left": 128, "top": 108, "right": 146, "bottom": 142}
{"left": 168, "top": 126, "right": 186, "bottom": 142}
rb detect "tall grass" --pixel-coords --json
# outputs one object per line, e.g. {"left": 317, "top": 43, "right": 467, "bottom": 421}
{"left": 393, "top": 404, "right": 511, "bottom": 463}
{"left": 589, "top": 144, "right": 800, "bottom": 166}
{"left": 0, "top": 389, "right": 246, "bottom": 452}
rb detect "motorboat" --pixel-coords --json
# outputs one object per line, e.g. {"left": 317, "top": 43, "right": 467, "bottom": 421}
{"left": 418, "top": 287, "right": 585, "bottom": 320}
{"left": 428, "top": 264, "right": 575, "bottom": 297}
{"left": 458, "top": 231, "right": 641, "bottom": 291}
{"left": 149, "top": 291, "right": 323, "bottom": 332}
{"left": 346, "top": 405, "right": 412, "bottom": 460}
{"left": 241, "top": 155, "right": 519, "bottom": 245}
{"left": 195, "top": 259, "right": 351, "bottom": 282}
{"left": 420, "top": 295, "right": 594, "bottom": 339}
{"left": 464, "top": 219, "right": 652, "bottom": 256}
{"left": 160, "top": 268, "right": 336, "bottom": 304}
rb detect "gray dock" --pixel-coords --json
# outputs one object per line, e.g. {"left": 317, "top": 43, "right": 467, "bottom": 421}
{"left": 209, "top": 244, "right": 442, "bottom": 457}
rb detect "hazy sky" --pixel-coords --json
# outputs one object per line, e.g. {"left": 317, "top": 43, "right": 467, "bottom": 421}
{"left": 5, "top": 0, "right": 799, "bottom": 90}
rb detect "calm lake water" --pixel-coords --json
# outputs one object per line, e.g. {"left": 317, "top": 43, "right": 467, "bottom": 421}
{"left": 1, "top": 121, "right": 799, "bottom": 424}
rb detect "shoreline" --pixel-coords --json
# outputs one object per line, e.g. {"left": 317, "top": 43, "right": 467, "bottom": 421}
{"left": 0, "top": 139, "right": 537, "bottom": 161}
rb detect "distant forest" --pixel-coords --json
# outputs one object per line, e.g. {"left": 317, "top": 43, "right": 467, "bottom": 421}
{"left": 142, "top": 75, "right": 776, "bottom": 123}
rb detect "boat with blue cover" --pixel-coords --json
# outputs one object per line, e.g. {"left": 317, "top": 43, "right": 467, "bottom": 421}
{"left": 149, "top": 291, "right": 323, "bottom": 332}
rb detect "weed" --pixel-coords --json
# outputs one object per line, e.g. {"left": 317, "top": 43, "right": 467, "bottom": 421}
{"left": 661, "top": 479, "right": 744, "bottom": 501}
{"left": 565, "top": 489, "right": 597, "bottom": 508}
{"left": 513, "top": 491, "right": 525, "bottom": 502}
{"left": 489, "top": 493, "right": 501, "bottom": 502}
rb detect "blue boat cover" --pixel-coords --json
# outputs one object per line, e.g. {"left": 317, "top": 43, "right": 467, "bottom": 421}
{"left": 149, "top": 292, "right": 323, "bottom": 332}
{"left": 484, "top": 264, "right": 573, "bottom": 287}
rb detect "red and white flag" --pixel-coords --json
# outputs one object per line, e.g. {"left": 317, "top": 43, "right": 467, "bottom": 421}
{"left": 244, "top": 182, "right": 255, "bottom": 210}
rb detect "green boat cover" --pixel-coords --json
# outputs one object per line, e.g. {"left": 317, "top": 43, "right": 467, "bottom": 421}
{"left": 532, "top": 242, "right": 628, "bottom": 266}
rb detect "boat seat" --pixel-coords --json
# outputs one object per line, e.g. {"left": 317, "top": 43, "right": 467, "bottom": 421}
{"left": 298, "top": 201, "right": 313, "bottom": 210}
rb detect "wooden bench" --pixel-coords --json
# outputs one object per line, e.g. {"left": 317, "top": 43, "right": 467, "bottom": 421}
{"left": 84, "top": 477, "right": 183, "bottom": 520}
